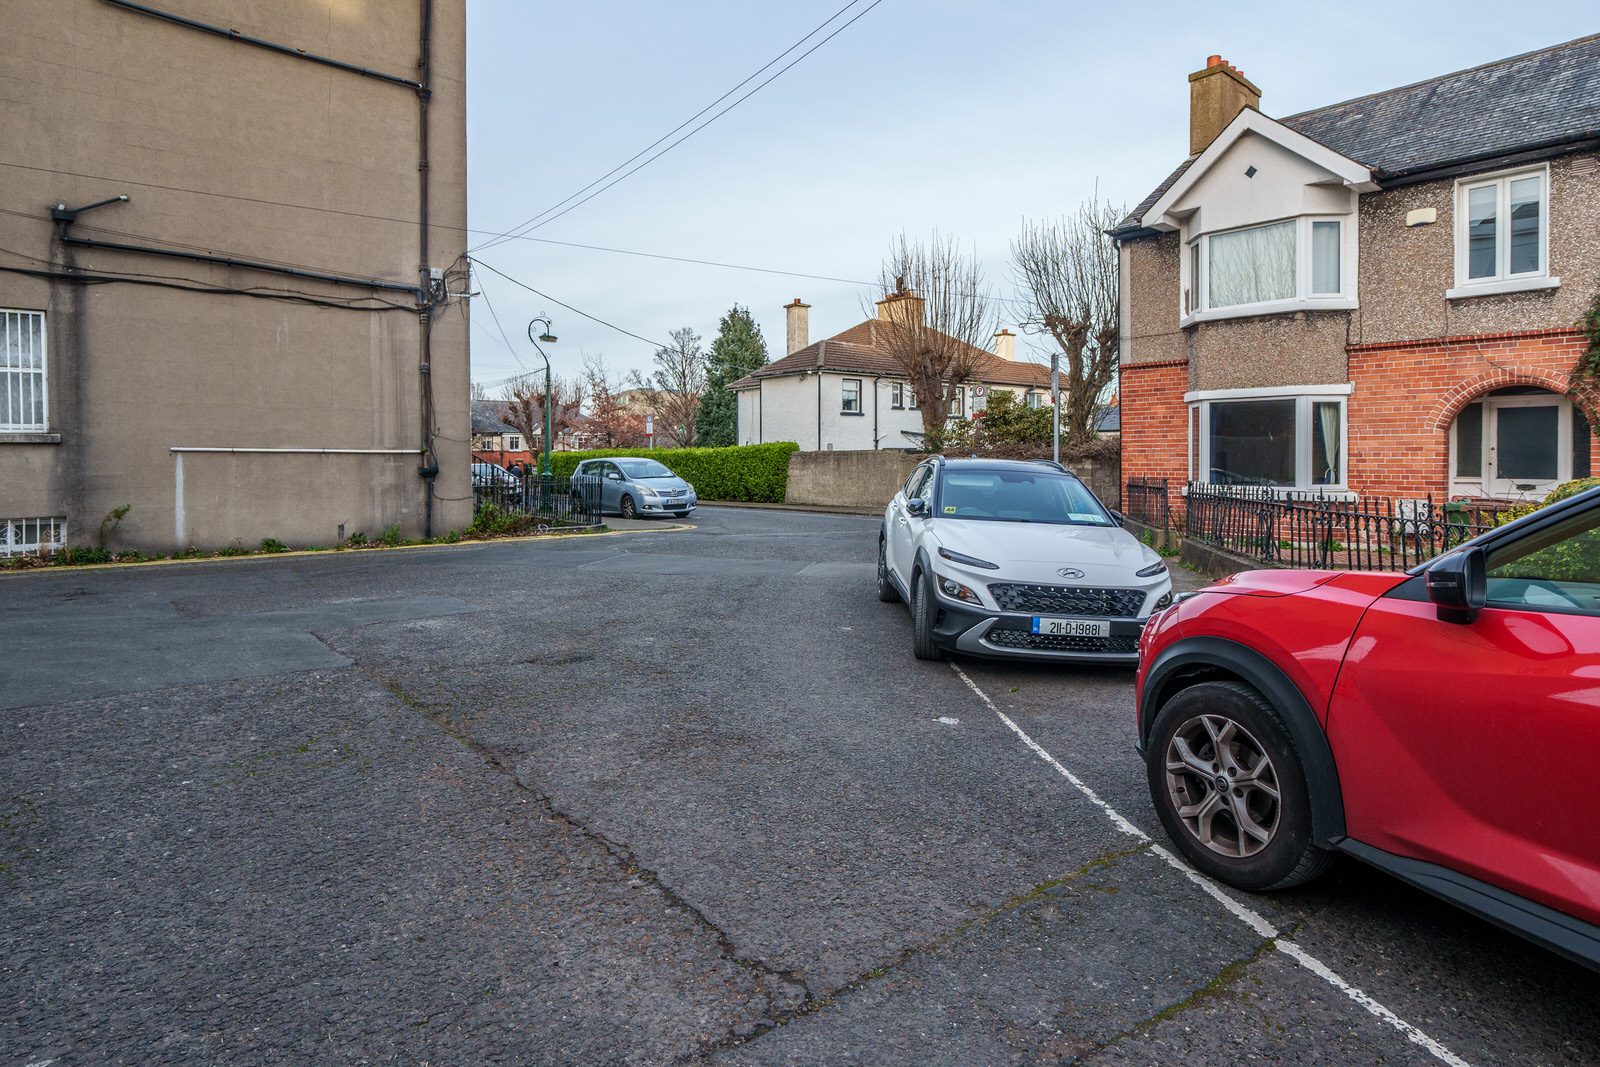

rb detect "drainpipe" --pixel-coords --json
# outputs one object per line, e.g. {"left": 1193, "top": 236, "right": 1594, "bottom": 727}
{"left": 872, "top": 375, "right": 880, "bottom": 449}
{"left": 415, "top": 0, "right": 439, "bottom": 536}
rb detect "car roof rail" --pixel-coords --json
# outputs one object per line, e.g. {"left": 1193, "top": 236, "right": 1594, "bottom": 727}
{"left": 1036, "top": 460, "right": 1068, "bottom": 472}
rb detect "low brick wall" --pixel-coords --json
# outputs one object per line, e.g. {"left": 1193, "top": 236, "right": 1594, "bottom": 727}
{"left": 783, "top": 450, "right": 1122, "bottom": 510}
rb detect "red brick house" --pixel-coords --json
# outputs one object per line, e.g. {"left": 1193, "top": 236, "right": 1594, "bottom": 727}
{"left": 1114, "top": 36, "right": 1600, "bottom": 509}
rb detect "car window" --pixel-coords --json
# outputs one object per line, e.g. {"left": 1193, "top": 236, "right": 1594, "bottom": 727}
{"left": 1485, "top": 505, "right": 1600, "bottom": 616}
{"left": 902, "top": 464, "right": 928, "bottom": 498}
{"left": 906, "top": 465, "right": 934, "bottom": 501}
{"left": 617, "top": 458, "right": 674, "bottom": 479}
{"left": 934, "top": 469, "right": 1112, "bottom": 526}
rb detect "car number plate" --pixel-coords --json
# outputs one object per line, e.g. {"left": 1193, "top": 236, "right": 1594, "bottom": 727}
{"left": 1031, "top": 617, "right": 1110, "bottom": 637}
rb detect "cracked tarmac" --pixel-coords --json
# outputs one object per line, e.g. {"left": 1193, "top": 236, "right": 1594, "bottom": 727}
{"left": 3, "top": 506, "right": 1598, "bottom": 1064}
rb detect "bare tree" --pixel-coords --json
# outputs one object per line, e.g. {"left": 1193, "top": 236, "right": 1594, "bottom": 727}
{"left": 580, "top": 352, "right": 648, "bottom": 448}
{"left": 1011, "top": 197, "right": 1122, "bottom": 443}
{"left": 503, "top": 372, "right": 586, "bottom": 459}
{"left": 872, "top": 233, "right": 995, "bottom": 451}
{"left": 645, "top": 327, "right": 707, "bottom": 448}
{"left": 470, "top": 380, "right": 491, "bottom": 402}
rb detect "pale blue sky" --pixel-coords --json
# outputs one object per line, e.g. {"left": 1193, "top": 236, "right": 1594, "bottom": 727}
{"left": 464, "top": 1, "right": 1598, "bottom": 384}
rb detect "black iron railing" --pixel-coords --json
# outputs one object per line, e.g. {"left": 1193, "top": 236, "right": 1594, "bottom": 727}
{"left": 1124, "top": 477, "right": 1171, "bottom": 530}
{"left": 1182, "top": 483, "right": 1513, "bottom": 572}
{"left": 472, "top": 474, "right": 602, "bottom": 526}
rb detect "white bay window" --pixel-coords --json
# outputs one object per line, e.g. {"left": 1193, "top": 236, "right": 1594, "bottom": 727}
{"left": 1187, "top": 386, "right": 1350, "bottom": 492}
{"left": 1183, "top": 217, "right": 1354, "bottom": 322}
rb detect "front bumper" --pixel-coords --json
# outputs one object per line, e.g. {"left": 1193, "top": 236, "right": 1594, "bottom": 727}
{"left": 638, "top": 496, "right": 696, "bottom": 514}
{"left": 929, "top": 597, "right": 1146, "bottom": 663}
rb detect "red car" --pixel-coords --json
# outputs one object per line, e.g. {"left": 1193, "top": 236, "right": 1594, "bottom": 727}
{"left": 1136, "top": 486, "right": 1600, "bottom": 971}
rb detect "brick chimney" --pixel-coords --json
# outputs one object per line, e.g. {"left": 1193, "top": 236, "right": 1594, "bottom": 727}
{"left": 875, "top": 278, "right": 924, "bottom": 328}
{"left": 784, "top": 298, "right": 810, "bottom": 356}
{"left": 1189, "top": 54, "right": 1260, "bottom": 156}
{"left": 993, "top": 328, "right": 1016, "bottom": 361}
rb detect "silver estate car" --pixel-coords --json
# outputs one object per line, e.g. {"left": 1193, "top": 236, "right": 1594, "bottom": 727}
{"left": 572, "top": 457, "right": 697, "bottom": 519}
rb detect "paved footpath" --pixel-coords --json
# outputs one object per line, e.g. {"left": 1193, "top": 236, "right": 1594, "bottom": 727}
{"left": 2, "top": 507, "right": 1596, "bottom": 1065}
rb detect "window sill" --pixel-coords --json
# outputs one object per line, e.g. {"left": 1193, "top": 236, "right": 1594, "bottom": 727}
{"left": 1181, "top": 297, "right": 1357, "bottom": 327}
{"left": 1445, "top": 276, "right": 1560, "bottom": 300}
{"left": 0, "top": 432, "right": 61, "bottom": 444}
{"left": 840, "top": 410, "right": 864, "bottom": 417}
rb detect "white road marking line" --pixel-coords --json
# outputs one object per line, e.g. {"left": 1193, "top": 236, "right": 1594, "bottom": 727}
{"left": 949, "top": 662, "right": 1472, "bottom": 1067}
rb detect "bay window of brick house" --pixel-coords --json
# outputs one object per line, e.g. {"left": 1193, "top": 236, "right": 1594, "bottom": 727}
{"left": 1188, "top": 388, "right": 1348, "bottom": 492}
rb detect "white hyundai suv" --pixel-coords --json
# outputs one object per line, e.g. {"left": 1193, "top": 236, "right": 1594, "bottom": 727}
{"left": 878, "top": 457, "right": 1173, "bottom": 663}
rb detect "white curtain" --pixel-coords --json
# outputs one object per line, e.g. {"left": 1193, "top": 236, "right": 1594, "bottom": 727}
{"left": 1316, "top": 402, "right": 1341, "bottom": 485}
{"left": 1209, "top": 221, "right": 1296, "bottom": 308}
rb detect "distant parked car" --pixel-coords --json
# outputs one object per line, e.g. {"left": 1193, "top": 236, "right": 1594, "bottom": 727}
{"left": 571, "top": 458, "right": 697, "bottom": 519}
{"left": 878, "top": 456, "right": 1172, "bottom": 663}
{"left": 1136, "top": 485, "right": 1600, "bottom": 971}
{"left": 471, "top": 461, "right": 523, "bottom": 505}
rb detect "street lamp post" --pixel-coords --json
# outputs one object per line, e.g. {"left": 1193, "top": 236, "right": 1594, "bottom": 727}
{"left": 528, "top": 316, "right": 558, "bottom": 502}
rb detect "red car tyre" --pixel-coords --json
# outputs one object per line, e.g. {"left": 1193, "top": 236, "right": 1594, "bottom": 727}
{"left": 1146, "top": 680, "right": 1332, "bottom": 891}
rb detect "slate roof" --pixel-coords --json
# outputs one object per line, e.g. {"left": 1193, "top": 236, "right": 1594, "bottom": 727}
{"left": 471, "top": 400, "right": 516, "bottom": 435}
{"left": 729, "top": 318, "right": 1051, "bottom": 390}
{"left": 1115, "top": 33, "right": 1600, "bottom": 238}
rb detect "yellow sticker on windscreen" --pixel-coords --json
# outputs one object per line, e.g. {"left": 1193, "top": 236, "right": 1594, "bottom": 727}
{"left": 944, "top": 506, "right": 957, "bottom": 513}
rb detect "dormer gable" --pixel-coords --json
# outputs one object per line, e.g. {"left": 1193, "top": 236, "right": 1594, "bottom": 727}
{"left": 1140, "top": 109, "right": 1377, "bottom": 234}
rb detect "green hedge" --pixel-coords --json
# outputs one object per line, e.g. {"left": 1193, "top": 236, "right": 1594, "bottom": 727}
{"left": 549, "top": 442, "right": 800, "bottom": 502}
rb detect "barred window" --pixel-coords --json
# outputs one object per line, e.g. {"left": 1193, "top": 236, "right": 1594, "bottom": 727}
{"left": 1, "top": 517, "right": 67, "bottom": 557}
{"left": 1, "top": 310, "right": 47, "bottom": 431}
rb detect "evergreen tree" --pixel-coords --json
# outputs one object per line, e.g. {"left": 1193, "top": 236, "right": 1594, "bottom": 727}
{"left": 695, "top": 305, "right": 769, "bottom": 447}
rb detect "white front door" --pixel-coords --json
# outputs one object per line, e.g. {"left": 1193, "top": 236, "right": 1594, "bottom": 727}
{"left": 1451, "top": 393, "right": 1572, "bottom": 500}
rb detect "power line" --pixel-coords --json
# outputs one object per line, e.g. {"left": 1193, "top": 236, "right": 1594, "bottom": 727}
{"left": 469, "top": 0, "right": 885, "bottom": 248}
{"left": 470, "top": 0, "right": 871, "bottom": 253}
{"left": 469, "top": 257, "right": 669, "bottom": 350}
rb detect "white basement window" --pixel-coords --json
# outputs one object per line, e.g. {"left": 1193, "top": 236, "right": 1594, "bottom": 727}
{"left": 1, "top": 309, "right": 48, "bottom": 432}
{"left": 2, "top": 517, "right": 67, "bottom": 557}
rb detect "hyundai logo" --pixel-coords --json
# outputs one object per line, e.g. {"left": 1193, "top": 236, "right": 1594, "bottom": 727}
{"left": 1057, "top": 567, "right": 1084, "bottom": 579}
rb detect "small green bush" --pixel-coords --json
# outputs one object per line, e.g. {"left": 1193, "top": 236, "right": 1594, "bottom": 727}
{"left": 54, "top": 545, "right": 111, "bottom": 566}
{"left": 1494, "top": 477, "right": 1600, "bottom": 526}
{"left": 377, "top": 525, "right": 404, "bottom": 547}
{"left": 260, "top": 537, "right": 288, "bottom": 553}
{"left": 548, "top": 442, "right": 799, "bottom": 502}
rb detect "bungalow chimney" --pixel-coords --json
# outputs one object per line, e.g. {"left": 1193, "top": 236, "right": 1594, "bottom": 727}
{"left": 1189, "top": 54, "right": 1260, "bottom": 156}
{"left": 784, "top": 298, "right": 810, "bottom": 356}
{"left": 875, "top": 282, "right": 925, "bottom": 328}
{"left": 993, "top": 328, "right": 1016, "bottom": 361}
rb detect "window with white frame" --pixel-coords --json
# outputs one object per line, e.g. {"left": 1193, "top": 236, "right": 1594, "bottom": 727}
{"left": 1, "top": 517, "right": 67, "bottom": 557}
{"left": 891, "top": 381, "right": 919, "bottom": 410}
{"left": 1025, "top": 390, "right": 1045, "bottom": 408}
{"left": 841, "top": 378, "right": 862, "bottom": 414}
{"left": 1184, "top": 217, "right": 1350, "bottom": 318}
{"left": 506, "top": 434, "right": 522, "bottom": 451}
{"left": 947, "top": 385, "right": 965, "bottom": 418}
{"left": 1, "top": 310, "right": 47, "bottom": 431}
{"left": 1455, "top": 167, "right": 1548, "bottom": 289}
{"left": 1189, "top": 389, "right": 1348, "bottom": 491}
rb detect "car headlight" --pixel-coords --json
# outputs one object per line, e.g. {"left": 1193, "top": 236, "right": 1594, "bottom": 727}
{"left": 936, "top": 573, "right": 982, "bottom": 603}
{"left": 639, "top": 486, "right": 659, "bottom": 497}
{"left": 1136, "top": 560, "right": 1168, "bottom": 578}
{"left": 937, "top": 547, "right": 999, "bottom": 570}
{"left": 1153, "top": 590, "right": 1173, "bottom": 611}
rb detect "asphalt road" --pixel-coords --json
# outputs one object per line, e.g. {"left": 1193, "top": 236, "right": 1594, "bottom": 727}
{"left": 3, "top": 506, "right": 1597, "bottom": 1065}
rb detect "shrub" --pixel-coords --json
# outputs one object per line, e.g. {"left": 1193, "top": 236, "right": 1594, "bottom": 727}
{"left": 259, "top": 537, "right": 288, "bottom": 553}
{"left": 53, "top": 545, "right": 111, "bottom": 566}
{"left": 548, "top": 442, "right": 799, "bottom": 502}
{"left": 377, "top": 525, "right": 404, "bottom": 547}
{"left": 1494, "top": 477, "right": 1600, "bottom": 526}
